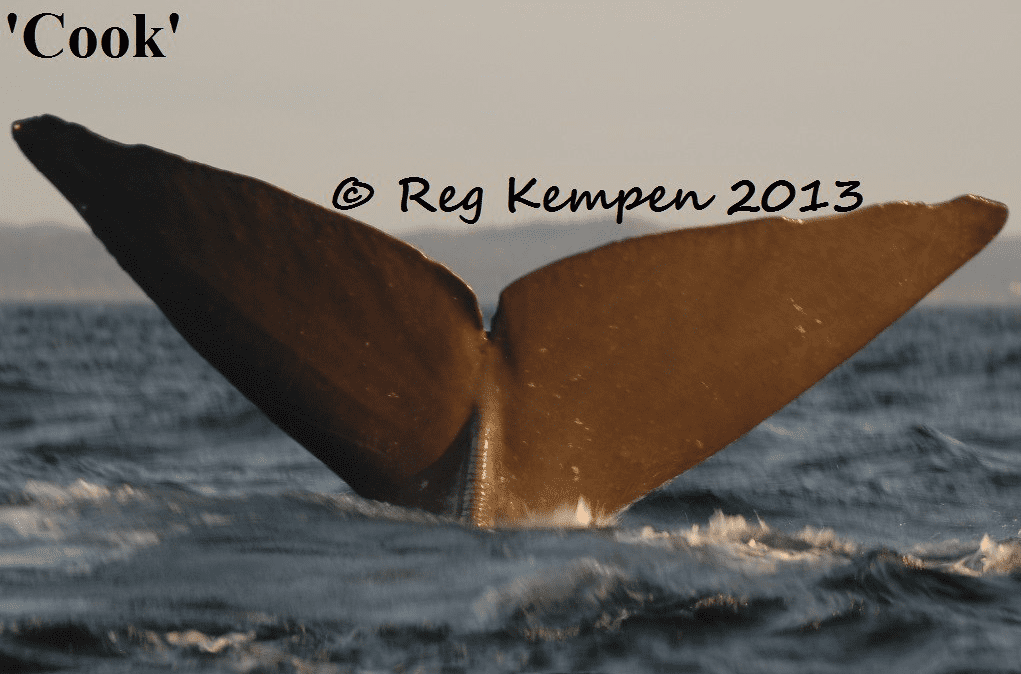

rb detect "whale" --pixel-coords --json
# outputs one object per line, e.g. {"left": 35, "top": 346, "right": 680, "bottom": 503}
{"left": 11, "top": 115, "right": 1008, "bottom": 526}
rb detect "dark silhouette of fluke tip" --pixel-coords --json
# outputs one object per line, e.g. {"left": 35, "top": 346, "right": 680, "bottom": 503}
{"left": 11, "top": 114, "right": 1009, "bottom": 526}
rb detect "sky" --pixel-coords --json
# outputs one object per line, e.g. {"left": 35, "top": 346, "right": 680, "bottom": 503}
{"left": 2, "top": 1, "right": 1019, "bottom": 236}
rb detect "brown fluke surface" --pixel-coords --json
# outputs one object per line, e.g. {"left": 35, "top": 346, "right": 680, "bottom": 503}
{"left": 487, "top": 197, "right": 1007, "bottom": 523}
{"left": 11, "top": 115, "right": 487, "bottom": 514}
{"left": 12, "top": 115, "right": 1008, "bottom": 526}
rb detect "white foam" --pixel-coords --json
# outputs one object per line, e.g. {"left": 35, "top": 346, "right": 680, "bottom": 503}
{"left": 165, "top": 629, "right": 255, "bottom": 654}
{"left": 21, "top": 478, "right": 141, "bottom": 505}
{"left": 763, "top": 422, "right": 808, "bottom": 441}
{"left": 951, "top": 534, "right": 1021, "bottom": 575}
{"left": 0, "top": 506, "right": 66, "bottom": 539}
{"left": 618, "top": 511, "right": 858, "bottom": 572}
{"left": 0, "top": 480, "right": 160, "bottom": 571}
{"left": 575, "top": 497, "right": 592, "bottom": 526}
{"left": 0, "top": 545, "right": 92, "bottom": 569}
{"left": 625, "top": 511, "right": 1021, "bottom": 579}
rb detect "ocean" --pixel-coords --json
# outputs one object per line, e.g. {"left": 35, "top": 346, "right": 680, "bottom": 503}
{"left": 0, "top": 302, "right": 1019, "bottom": 673}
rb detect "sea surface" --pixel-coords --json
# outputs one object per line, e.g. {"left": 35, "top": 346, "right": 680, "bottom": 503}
{"left": 1, "top": 303, "right": 1020, "bottom": 673}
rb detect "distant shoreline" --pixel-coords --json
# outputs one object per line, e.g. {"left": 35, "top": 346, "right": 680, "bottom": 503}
{"left": 3, "top": 222, "right": 1019, "bottom": 307}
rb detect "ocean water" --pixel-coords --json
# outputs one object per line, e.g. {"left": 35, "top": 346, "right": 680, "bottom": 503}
{"left": 1, "top": 303, "right": 1020, "bottom": 673}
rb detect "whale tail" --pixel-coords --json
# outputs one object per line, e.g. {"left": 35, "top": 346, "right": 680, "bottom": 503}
{"left": 12, "top": 115, "right": 1008, "bottom": 526}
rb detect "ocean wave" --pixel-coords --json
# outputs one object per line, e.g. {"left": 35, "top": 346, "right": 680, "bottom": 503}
{"left": 0, "top": 378, "right": 54, "bottom": 395}
{"left": 306, "top": 492, "right": 454, "bottom": 526}
{"left": 627, "top": 487, "right": 761, "bottom": 524}
{"left": 0, "top": 500, "right": 1018, "bottom": 673}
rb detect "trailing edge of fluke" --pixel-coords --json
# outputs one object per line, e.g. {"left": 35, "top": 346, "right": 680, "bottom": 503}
{"left": 11, "top": 115, "right": 1009, "bottom": 527}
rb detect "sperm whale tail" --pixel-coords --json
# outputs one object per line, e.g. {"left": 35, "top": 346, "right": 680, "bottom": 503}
{"left": 12, "top": 115, "right": 1008, "bottom": 526}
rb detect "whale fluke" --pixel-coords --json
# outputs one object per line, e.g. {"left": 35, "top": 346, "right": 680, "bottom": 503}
{"left": 12, "top": 115, "right": 1008, "bottom": 526}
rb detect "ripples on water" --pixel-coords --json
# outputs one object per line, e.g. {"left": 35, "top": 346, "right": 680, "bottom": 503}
{"left": 0, "top": 304, "right": 1020, "bottom": 673}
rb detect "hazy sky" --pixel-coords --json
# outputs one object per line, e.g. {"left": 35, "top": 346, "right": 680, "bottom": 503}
{"left": 3, "top": 1, "right": 1019, "bottom": 235}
